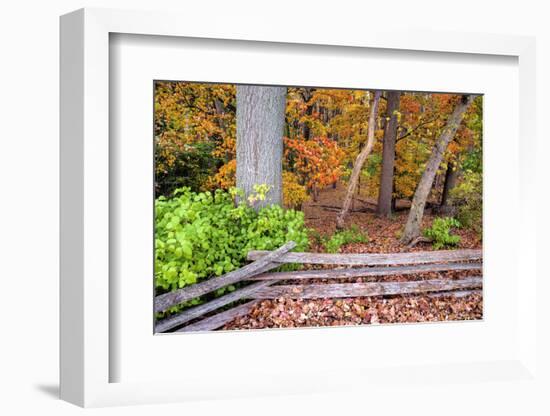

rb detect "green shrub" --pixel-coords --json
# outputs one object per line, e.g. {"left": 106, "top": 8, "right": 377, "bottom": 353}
{"left": 155, "top": 187, "right": 309, "bottom": 310}
{"left": 450, "top": 170, "right": 482, "bottom": 235}
{"left": 307, "top": 229, "right": 324, "bottom": 247}
{"left": 323, "top": 226, "right": 369, "bottom": 253}
{"left": 423, "top": 217, "right": 461, "bottom": 250}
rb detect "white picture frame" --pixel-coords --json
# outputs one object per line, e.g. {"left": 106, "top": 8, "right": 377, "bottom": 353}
{"left": 60, "top": 7, "right": 541, "bottom": 408}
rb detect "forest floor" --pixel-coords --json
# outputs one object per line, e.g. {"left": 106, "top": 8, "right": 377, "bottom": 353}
{"left": 302, "top": 182, "right": 482, "bottom": 253}
{"left": 222, "top": 183, "right": 483, "bottom": 331}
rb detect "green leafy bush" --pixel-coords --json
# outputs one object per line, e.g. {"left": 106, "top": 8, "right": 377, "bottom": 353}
{"left": 155, "top": 187, "right": 309, "bottom": 307}
{"left": 450, "top": 170, "right": 482, "bottom": 236}
{"left": 323, "top": 226, "right": 369, "bottom": 253}
{"left": 423, "top": 217, "right": 461, "bottom": 250}
{"left": 307, "top": 229, "right": 324, "bottom": 247}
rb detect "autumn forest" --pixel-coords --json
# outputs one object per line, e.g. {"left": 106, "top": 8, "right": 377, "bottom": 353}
{"left": 154, "top": 82, "right": 483, "bottom": 333}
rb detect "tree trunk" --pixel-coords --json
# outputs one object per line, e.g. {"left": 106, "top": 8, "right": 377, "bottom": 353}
{"left": 440, "top": 160, "right": 459, "bottom": 208}
{"left": 312, "top": 184, "right": 319, "bottom": 202}
{"left": 336, "top": 91, "right": 382, "bottom": 229}
{"left": 400, "top": 95, "right": 474, "bottom": 245}
{"left": 213, "top": 98, "right": 226, "bottom": 129}
{"left": 377, "top": 91, "right": 401, "bottom": 217}
{"left": 236, "top": 85, "right": 287, "bottom": 209}
{"left": 301, "top": 88, "right": 314, "bottom": 139}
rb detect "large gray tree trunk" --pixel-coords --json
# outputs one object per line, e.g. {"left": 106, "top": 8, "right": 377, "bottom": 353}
{"left": 377, "top": 91, "right": 401, "bottom": 217}
{"left": 236, "top": 85, "right": 287, "bottom": 209}
{"left": 336, "top": 91, "right": 382, "bottom": 229}
{"left": 400, "top": 95, "right": 474, "bottom": 245}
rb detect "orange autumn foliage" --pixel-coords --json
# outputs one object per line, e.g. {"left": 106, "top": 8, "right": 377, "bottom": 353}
{"left": 205, "top": 159, "right": 236, "bottom": 190}
{"left": 284, "top": 136, "right": 345, "bottom": 196}
{"left": 155, "top": 83, "right": 482, "bottom": 211}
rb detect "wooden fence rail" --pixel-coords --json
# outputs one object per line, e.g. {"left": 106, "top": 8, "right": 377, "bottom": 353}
{"left": 176, "top": 301, "right": 259, "bottom": 333}
{"left": 247, "top": 248, "right": 482, "bottom": 266}
{"left": 154, "top": 242, "right": 483, "bottom": 333}
{"left": 154, "top": 241, "right": 296, "bottom": 313}
{"left": 247, "top": 262, "right": 482, "bottom": 281}
{"left": 249, "top": 276, "right": 482, "bottom": 299}
{"left": 156, "top": 280, "right": 274, "bottom": 332}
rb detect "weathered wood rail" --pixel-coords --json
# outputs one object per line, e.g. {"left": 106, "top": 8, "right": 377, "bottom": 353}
{"left": 155, "top": 242, "right": 483, "bottom": 333}
{"left": 247, "top": 248, "right": 482, "bottom": 265}
{"left": 156, "top": 280, "right": 273, "bottom": 333}
{"left": 155, "top": 241, "right": 295, "bottom": 313}
{"left": 249, "top": 276, "right": 482, "bottom": 299}
{"left": 247, "top": 262, "right": 482, "bottom": 281}
{"left": 176, "top": 301, "right": 258, "bottom": 333}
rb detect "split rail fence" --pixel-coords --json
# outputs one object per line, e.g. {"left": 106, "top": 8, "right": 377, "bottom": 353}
{"left": 155, "top": 241, "right": 482, "bottom": 333}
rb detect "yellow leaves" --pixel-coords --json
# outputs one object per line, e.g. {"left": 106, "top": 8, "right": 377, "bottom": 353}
{"left": 155, "top": 81, "right": 236, "bottom": 147}
{"left": 283, "top": 172, "right": 308, "bottom": 209}
{"left": 394, "top": 138, "right": 425, "bottom": 199}
{"left": 393, "top": 109, "right": 402, "bottom": 122}
{"left": 211, "top": 134, "right": 236, "bottom": 160}
{"left": 247, "top": 184, "right": 272, "bottom": 207}
{"left": 155, "top": 82, "right": 482, "bottom": 205}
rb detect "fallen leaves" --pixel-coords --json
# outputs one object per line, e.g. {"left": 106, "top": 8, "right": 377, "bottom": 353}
{"left": 221, "top": 292, "right": 482, "bottom": 330}
{"left": 219, "top": 184, "right": 482, "bottom": 332}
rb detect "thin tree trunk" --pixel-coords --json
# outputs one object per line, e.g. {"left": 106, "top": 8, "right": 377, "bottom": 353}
{"left": 312, "top": 184, "right": 319, "bottom": 202}
{"left": 236, "top": 85, "right": 287, "bottom": 209}
{"left": 400, "top": 95, "right": 474, "bottom": 244}
{"left": 377, "top": 91, "right": 401, "bottom": 217}
{"left": 440, "top": 160, "right": 459, "bottom": 208}
{"left": 336, "top": 91, "right": 382, "bottom": 229}
{"left": 213, "top": 98, "right": 226, "bottom": 129}
{"left": 301, "top": 88, "right": 314, "bottom": 139}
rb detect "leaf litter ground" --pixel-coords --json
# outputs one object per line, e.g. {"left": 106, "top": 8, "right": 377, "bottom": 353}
{"left": 221, "top": 184, "right": 482, "bottom": 331}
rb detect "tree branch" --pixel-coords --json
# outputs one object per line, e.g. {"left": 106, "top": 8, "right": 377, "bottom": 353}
{"left": 396, "top": 116, "right": 440, "bottom": 142}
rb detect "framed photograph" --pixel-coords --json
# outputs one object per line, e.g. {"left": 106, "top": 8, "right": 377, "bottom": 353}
{"left": 60, "top": 7, "right": 541, "bottom": 409}
{"left": 151, "top": 81, "right": 483, "bottom": 335}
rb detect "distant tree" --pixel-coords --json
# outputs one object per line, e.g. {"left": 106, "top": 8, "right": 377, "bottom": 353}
{"left": 337, "top": 91, "right": 382, "bottom": 229}
{"left": 440, "top": 160, "right": 459, "bottom": 210}
{"left": 400, "top": 95, "right": 474, "bottom": 245}
{"left": 377, "top": 91, "right": 401, "bottom": 217}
